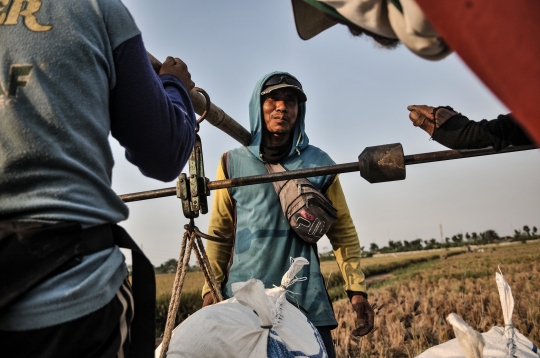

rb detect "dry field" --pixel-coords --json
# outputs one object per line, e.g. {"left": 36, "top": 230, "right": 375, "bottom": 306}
{"left": 155, "top": 250, "right": 449, "bottom": 297}
{"left": 331, "top": 241, "right": 540, "bottom": 358}
{"left": 320, "top": 251, "right": 451, "bottom": 277}
{"left": 153, "top": 249, "right": 460, "bottom": 341}
{"left": 156, "top": 271, "right": 205, "bottom": 297}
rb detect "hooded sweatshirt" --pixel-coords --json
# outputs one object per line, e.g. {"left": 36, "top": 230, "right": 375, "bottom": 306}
{"left": 204, "top": 72, "right": 366, "bottom": 327}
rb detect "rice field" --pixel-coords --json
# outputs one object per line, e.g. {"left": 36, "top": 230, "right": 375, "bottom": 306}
{"left": 155, "top": 250, "right": 451, "bottom": 297}
{"left": 154, "top": 243, "right": 539, "bottom": 357}
{"left": 320, "top": 250, "right": 457, "bottom": 277}
{"left": 156, "top": 270, "right": 205, "bottom": 297}
{"left": 153, "top": 248, "right": 461, "bottom": 342}
{"left": 331, "top": 241, "right": 540, "bottom": 358}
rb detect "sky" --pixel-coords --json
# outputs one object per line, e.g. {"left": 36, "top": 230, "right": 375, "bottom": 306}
{"left": 113, "top": 0, "right": 540, "bottom": 266}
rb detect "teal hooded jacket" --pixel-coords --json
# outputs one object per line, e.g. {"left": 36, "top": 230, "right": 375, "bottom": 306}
{"left": 208, "top": 71, "right": 340, "bottom": 327}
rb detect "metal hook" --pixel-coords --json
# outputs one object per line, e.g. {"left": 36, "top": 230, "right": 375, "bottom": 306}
{"left": 184, "top": 223, "right": 232, "bottom": 243}
{"left": 194, "top": 87, "right": 211, "bottom": 133}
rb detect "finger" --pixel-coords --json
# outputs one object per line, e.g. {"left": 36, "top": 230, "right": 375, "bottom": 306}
{"left": 408, "top": 105, "right": 433, "bottom": 118}
{"left": 366, "top": 302, "right": 375, "bottom": 330}
{"left": 409, "top": 110, "right": 423, "bottom": 122}
{"left": 409, "top": 111, "right": 428, "bottom": 127}
{"left": 352, "top": 321, "right": 372, "bottom": 336}
{"left": 351, "top": 325, "right": 372, "bottom": 337}
{"left": 163, "top": 56, "right": 175, "bottom": 66}
{"left": 174, "top": 57, "right": 187, "bottom": 69}
{"left": 407, "top": 105, "right": 419, "bottom": 111}
{"left": 188, "top": 79, "right": 195, "bottom": 91}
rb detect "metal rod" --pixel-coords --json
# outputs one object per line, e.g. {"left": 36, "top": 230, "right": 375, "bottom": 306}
{"left": 207, "top": 162, "right": 359, "bottom": 191}
{"left": 404, "top": 144, "right": 537, "bottom": 165}
{"left": 120, "top": 187, "right": 176, "bottom": 202}
{"left": 119, "top": 144, "right": 537, "bottom": 202}
{"left": 147, "top": 53, "right": 251, "bottom": 145}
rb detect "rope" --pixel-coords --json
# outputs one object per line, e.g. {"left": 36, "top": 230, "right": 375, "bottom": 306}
{"left": 195, "top": 234, "right": 223, "bottom": 302}
{"left": 159, "top": 232, "right": 194, "bottom": 358}
{"left": 159, "top": 226, "right": 224, "bottom": 358}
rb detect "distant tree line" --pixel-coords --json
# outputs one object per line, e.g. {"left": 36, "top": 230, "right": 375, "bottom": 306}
{"left": 153, "top": 226, "right": 539, "bottom": 266}
{"left": 366, "top": 225, "right": 538, "bottom": 254}
{"left": 154, "top": 258, "right": 201, "bottom": 274}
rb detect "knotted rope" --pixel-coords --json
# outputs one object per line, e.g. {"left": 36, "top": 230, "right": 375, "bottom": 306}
{"left": 159, "top": 227, "right": 222, "bottom": 358}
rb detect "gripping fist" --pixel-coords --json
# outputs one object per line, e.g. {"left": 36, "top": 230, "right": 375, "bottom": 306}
{"left": 350, "top": 294, "right": 375, "bottom": 337}
{"left": 407, "top": 105, "right": 458, "bottom": 136}
{"left": 159, "top": 56, "right": 195, "bottom": 91}
{"left": 202, "top": 293, "right": 215, "bottom": 308}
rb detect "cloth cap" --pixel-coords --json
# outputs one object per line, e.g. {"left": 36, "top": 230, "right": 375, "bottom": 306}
{"left": 291, "top": 0, "right": 344, "bottom": 40}
{"left": 261, "top": 75, "right": 307, "bottom": 102}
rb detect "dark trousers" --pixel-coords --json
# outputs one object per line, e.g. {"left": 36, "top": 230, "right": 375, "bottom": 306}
{"left": 316, "top": 325, "right": 336, "bottom": 358}
{"left": 0, "top": 280, "right": 134, "bottom": 358}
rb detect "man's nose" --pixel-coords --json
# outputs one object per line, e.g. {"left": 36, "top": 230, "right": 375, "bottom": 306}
{"left": 275, "top": 100, "right": 287, "bottom": 112}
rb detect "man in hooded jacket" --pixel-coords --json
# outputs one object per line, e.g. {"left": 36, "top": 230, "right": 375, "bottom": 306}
{"left": 202, "top": 72, "right": 374, "bottom": 357}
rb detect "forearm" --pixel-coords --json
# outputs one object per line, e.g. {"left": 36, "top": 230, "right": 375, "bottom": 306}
{"left": 110, "top": 34, "right": 196, "bottom": 182}
{"left": 325, "top": 176, "right": 366, "bottom": 293}
{"left": 432, "top": 113, "right": 532, "bottom": 151}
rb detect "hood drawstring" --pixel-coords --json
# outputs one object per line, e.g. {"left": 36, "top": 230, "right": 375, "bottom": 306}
{"left": 295, "top": 132, "right": 302, "bottom": 156}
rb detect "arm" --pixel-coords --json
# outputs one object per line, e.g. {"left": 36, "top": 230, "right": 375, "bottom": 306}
{"left": 201, "top": 159, "right": 234, "bottom": 301}
{"left": 109, "top": 34, "right": 197, "bottom": 181}
{"left": 432, "top": 113, "right": 532, "bottom": 151}
{"left": 325, "top": 176, "right": 366, "bottom": 294}
{"left": 325, "top": 176, "right": 374, "bottom": 336}
{"left": 408, "top": 105, "right": 533, "bottom": 151}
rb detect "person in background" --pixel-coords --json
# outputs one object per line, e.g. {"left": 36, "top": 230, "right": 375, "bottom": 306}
{"left": 0, "top": 0, "right": 196, "bottom": 356}
{"left": 290, "top": 0, "right": 451, "bottom": 60}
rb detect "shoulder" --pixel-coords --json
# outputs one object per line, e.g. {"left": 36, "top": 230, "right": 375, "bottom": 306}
{"left": 228, "top": 146, "right": 258, "bottom": 160}
{"left": 97, "top": 0, "right": 140, "bottom": 49}
{"left": 301, "top": 145, "right": 335, "bottom": 166}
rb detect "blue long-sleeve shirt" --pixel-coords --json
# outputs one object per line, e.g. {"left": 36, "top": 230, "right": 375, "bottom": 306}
{"left": 111, "top": 35, "right": 196, "bottom": 182}
{"left": 0, "top": 0, "right": 195, "bottom": 330}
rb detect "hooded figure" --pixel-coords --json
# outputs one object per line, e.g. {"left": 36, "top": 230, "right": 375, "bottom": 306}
{"left": 203, "top": 72, "right": 373, "bottom": 355}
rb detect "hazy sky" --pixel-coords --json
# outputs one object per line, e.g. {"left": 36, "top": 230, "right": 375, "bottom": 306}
{"left": 114, "top": 1, "right": 540, "bottom": 266}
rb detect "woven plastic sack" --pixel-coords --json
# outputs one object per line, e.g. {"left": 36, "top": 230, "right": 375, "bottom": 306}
{"left": 156, "top": 257, "right": 328, "bottom": 358}
{"left": 417, "top": 269, "right": 539, "bottom": 358}
{"left": 416, "top": 325, "right": 539, "bottom": 358}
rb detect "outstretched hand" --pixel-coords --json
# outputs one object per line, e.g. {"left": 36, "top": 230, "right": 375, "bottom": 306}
{"left": 350, "top": 294, "right": 375, "bottom": 337}
{"left": 407, "top": 105, "right": 457, "bottom": 136}
{"left": 159, "top": 56, "right": 195, "bottom": 91}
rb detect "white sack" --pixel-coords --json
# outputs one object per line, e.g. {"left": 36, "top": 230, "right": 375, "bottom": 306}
{"left": 446, "top": 313, "right": 485, "bottom": 358}
{"left": 416, "top": 325, "right": 539, "bottom": 358}
{"left": 416, "top": 269, "right": 539, "bottom": 358}
{"left": 157, "top": 257, "right": 328, "bottom": 358}
{"left": 495, "top": 267, "right": 515, "bottom": 357}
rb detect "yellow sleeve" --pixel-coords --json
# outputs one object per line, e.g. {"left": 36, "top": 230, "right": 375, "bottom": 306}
{"left": 201, "top": 158, "right": 234, "bottom": 298}
{"left": 325, "top": 175, "right": 367, "bottom": 293}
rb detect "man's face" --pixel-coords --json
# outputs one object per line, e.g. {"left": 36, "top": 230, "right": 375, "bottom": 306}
{"left": 262, "top": 88, "right": 299, "bottom": 135}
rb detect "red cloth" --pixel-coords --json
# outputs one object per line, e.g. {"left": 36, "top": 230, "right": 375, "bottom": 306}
{"left": 415, "top": 0, "right": 540, "bottom": 145}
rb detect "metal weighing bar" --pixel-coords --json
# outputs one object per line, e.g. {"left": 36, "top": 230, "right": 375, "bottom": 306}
{"left": 119, "top": 144, "right": 537, "bottom": 203}
{"left": 132, "top": 54, "right": 537, "bottom": 204}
